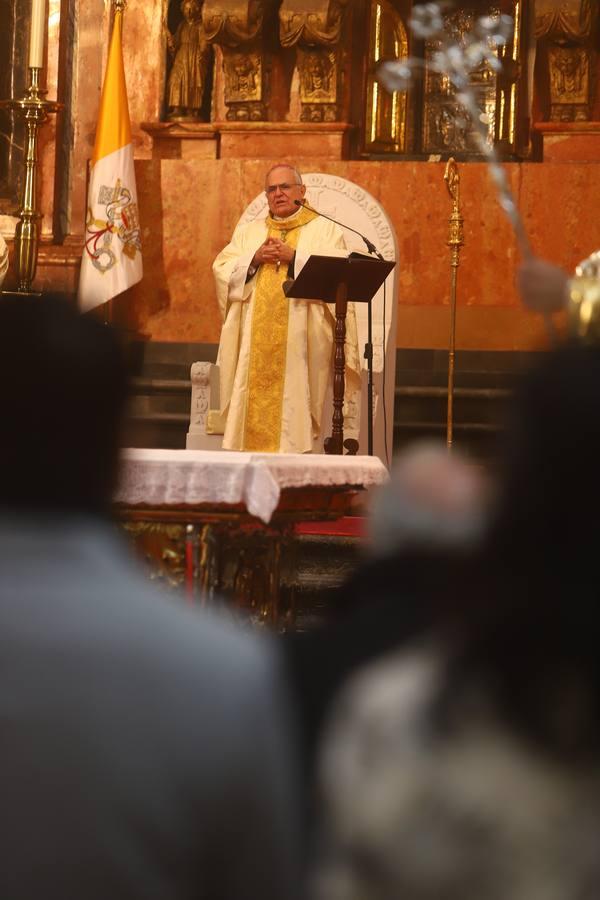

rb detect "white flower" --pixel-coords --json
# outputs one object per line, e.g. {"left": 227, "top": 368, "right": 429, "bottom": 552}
{"left": 409, "top": 3, "right": 444, "bottom": 39}
{"left": 446, "top": 44, "right": 466, "bottom": 73}
{"left": 377, "top": 60, "right": 414, "bottom": 92}
{"left": 475, "top": 13, "right": 513, "bottom": 47}
{"left": 464, "top": 41, "right": 502, "bottom": 72}
{"left": 428, "top": 50, "right": 450, "bottom": 74}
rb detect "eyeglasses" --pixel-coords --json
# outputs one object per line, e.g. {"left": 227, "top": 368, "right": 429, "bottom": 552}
{"left": 265, "top": 182, "right": 302, "bottom": 195}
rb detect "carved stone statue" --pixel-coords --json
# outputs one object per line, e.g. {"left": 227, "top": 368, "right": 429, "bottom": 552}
{"left": 553, "top": 45, "right": 585, "bottom": 93}
{"left": 301, "top": 52, "right": 332, "bottom": 100}
{"left": 230, "top": 54, "right": 258, "bottom": 99}
{"left": 166, "top": 0, "right": 212, "bottom": 121}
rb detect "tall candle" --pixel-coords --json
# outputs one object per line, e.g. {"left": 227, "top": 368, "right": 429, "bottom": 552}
{"left": 28, "top": 0, "right": 45, "bottom": 68}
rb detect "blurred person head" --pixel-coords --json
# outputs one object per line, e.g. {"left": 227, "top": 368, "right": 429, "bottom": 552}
{"left": 444, "top": 344, "right": 600, "bottom": 757}
{"left": 0, "top": 292, "right": 127, "bottom": 516}
{"left": 312, "top": 347, "right": 600, "bottom": 900}
{"left": 490, "top": 342, "right": 600, "bottom": 578}
{"left": 367, "top": 441, "right": 488, "bottom": 558}
{"left": 517, "top": 256, "right": 569, "bottom": 314}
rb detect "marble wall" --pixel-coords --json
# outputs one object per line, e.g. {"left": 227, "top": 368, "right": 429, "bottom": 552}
{"left": 27, "top": 150, "right": 600, "bottom": 351}
{"left": 4, "top": 0, "right": 600, "bottom": 351}
{"left": 121, "top": 157, "right": 598, "bottom": 350}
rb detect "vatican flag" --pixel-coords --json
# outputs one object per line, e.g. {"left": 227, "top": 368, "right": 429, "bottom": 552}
{"left": 78, "top": 6, "right": 142, "bottom": 313}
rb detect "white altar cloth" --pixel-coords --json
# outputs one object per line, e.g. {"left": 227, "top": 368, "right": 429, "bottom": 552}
{"left": 115, "top": 448, "right": 389, "bottom": 524}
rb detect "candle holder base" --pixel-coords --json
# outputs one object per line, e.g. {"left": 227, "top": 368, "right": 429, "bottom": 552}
{"left": 1, "top": 289, "right": 43, "bottom": 298}
{"left": 0, "top": 67, "right": 62, "bottom": 294}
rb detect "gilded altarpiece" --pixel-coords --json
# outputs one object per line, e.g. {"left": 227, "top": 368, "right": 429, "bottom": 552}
{"left": 364, "top": 0, "right": 409, "bottom": 153}
{"left": 422, "top": 4, "right": 522, "bottom": 156}
{"left": 362, "top": 0, "right": 524, "bottom": 158}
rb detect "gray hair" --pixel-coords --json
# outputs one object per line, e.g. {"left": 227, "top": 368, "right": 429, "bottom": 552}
{"left": 264, "top": 164, "right": 303, "bottom": 188}
{"left": 367, "top": 441, "right": 488, "bottom": 557}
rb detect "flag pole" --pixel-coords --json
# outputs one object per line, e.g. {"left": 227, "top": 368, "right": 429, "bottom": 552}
{"left": 105, "top": 0, "right": 126, "bottom": 328}
{"left": 78, "top": 0, "right": 142, "bottom": 315}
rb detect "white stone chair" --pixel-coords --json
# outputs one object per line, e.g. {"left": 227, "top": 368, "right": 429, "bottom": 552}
{"left": 186, "top": 173, "right": 398, "bottom": 463}
{"left": 186, "top": 362, "right": 224, "bottom": 450}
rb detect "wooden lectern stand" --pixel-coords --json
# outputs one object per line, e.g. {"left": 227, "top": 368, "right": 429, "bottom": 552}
{"left": 284, "top": 254, "right": 395, "bottom": 455}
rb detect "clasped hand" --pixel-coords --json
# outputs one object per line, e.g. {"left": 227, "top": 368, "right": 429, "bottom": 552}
{"left": 252, "top": 238, "right": 295, "bottom": 267}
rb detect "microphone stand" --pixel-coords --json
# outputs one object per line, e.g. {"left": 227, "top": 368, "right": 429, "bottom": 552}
{"left": 295, "top": 199, "right": 383, "bottom": 456}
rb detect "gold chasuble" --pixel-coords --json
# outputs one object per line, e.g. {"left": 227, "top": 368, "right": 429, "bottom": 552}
{"left": 244, "top": 207, "right": 317, "bottom": 452}
{"left": 213, "top": 210, "right": 361, "bottom": 454}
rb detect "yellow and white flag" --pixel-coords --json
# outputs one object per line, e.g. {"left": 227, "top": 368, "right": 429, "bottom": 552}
{"left": 78, "top": 6, "right": 142, "bottom": 313}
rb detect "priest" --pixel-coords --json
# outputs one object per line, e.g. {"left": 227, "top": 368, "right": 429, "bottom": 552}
{"left": 0, "top": 234, "right": 8, "bottom": 288}
{"left": 213, "top": 163, "right": 361, "bottom": 454}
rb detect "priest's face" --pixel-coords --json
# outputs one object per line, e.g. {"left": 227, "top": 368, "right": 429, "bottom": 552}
{"left": 265, "top": 166, "right": 306, "bottom": 218}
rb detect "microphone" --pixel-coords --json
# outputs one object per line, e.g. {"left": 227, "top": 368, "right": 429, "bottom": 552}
{"left": 294, "top": 199, "right": 384, "bottom": 260}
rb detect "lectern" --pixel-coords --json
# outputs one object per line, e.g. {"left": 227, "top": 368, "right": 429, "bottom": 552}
{"left": 284, "top": 254, "right": 395, "bottom": 455}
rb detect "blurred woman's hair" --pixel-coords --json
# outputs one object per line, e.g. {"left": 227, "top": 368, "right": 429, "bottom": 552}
{"left": 0, "top": 293, "right": 128, "bottom": 514}
{"left": 438, "top": 344, "right": 600, "bottom": 759}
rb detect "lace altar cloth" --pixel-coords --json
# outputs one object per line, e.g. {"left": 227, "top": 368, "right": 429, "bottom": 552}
{"left": 115, "top": 449, "right": 388, "bottom": 524}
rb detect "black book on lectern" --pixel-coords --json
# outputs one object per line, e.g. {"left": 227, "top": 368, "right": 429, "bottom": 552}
{"left": 283, "top": 253, "right": 395, "bottom": 303}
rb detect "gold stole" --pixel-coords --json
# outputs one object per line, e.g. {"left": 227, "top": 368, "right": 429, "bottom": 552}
{"left": 243, "top": 207, "right": 317, "bottom": 452}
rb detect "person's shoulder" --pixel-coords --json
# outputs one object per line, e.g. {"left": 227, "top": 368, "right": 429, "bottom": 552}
{"left": 317, "top": 643, "right": 445, "bottom": 809}
{"left": 91, "top": 568, "right": 281, "bottom": 724}
{"left": 235, "top": 216, "right": 266, "bottom": 236}
{"left": 306, "top": 214, "right": 341, "bottom": 232}
{"left": 333, "top": 643, "right": 441, "bottom": 730}
{"left": 317, "top": 641, "right": 600, "bottom": 900}
{"left": 304, "top": 215, "right": 344, "bottom": 248}
{"left": 113, "top": 570, "right": 274, "bottom": 681}
{"left": 58, "top": 520, "right": 275, "bottom": 684}
{"left": 217, "top": 216, "right": 265, "bottom": 253}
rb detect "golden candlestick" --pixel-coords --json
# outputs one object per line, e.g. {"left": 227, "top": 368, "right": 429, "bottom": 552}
{"left": 0, "top": 68, "right": 61, "bottom": 294}
{"left": 567, "top": 251, "right": 600, "bottom": 344}
{"left": 443, "top": 158, "right": 464, "bottom": 451}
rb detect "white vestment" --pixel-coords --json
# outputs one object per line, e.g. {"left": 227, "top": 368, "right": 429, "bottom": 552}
{"left": 0, "top": 235, "right": 8, "bottom": 288}
{"left": 213, "top": 213, "right": 361, "bottom": 453}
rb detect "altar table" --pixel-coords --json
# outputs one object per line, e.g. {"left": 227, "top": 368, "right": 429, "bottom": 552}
{"left": 114, "top": 449, "right": 388, "bottom": 628}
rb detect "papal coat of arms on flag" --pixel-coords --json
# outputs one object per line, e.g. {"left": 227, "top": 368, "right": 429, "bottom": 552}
{"left": 85, "top": 178, "right": 141, "bottom": 274}
{"left": 78, "top": 4, "right": 142, "bottom": 313}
